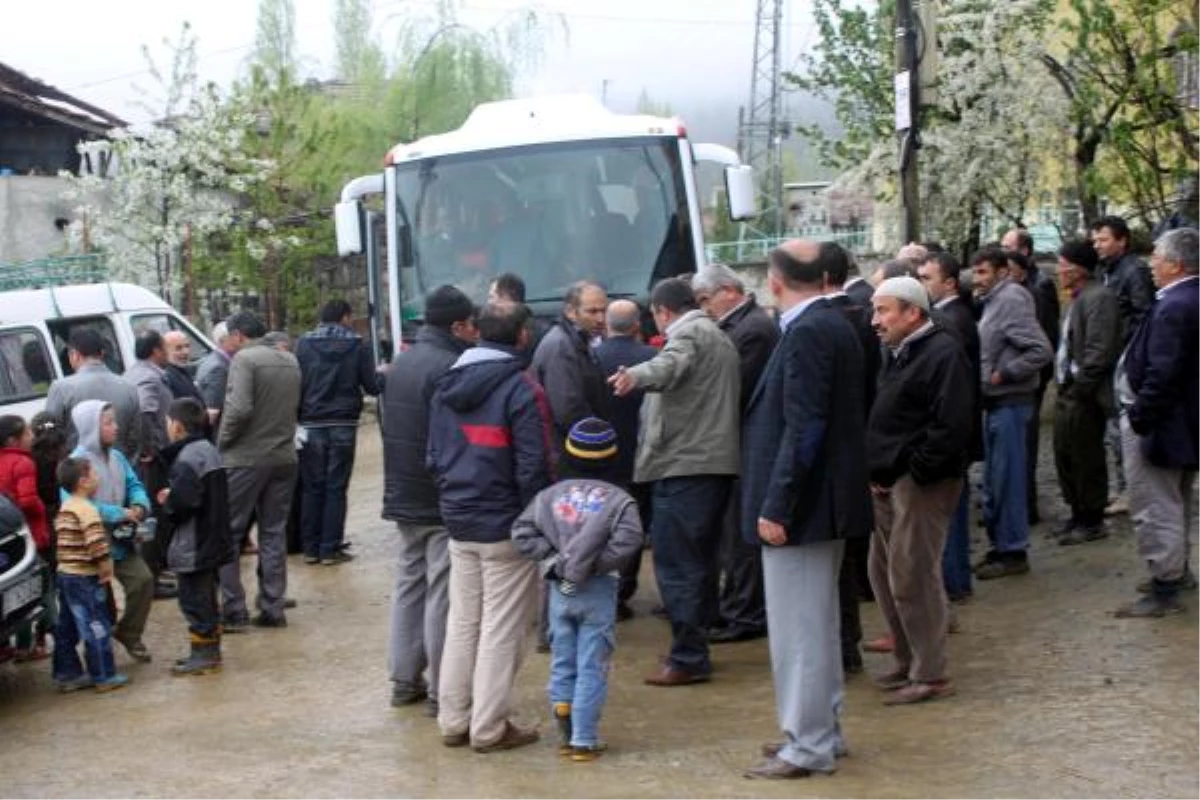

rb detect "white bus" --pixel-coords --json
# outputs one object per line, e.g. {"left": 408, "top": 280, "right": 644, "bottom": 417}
{"left": 334, "top": 94, "right": 755, "bottom": 354}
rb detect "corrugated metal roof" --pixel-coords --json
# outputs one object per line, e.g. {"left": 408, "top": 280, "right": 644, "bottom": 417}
{"left": 0, "top": 62, "right": 126, "bottom": 135}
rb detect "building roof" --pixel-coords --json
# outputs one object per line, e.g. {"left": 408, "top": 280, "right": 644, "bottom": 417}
{"left": 0, "top": 62, "right": 126, "bottom": 136}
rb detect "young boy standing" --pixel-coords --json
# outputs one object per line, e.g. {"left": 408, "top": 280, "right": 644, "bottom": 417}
{"left": 512, "top": 418, "right": 644, "bottom": 761}
{"left": 52, "top": 457, "right": 128, "bottom": 693}
{"left": 157, "top": 398, "right": 233, "bottom": 675}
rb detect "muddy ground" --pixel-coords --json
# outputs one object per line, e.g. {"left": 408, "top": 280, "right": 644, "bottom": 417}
{"left": 0, "top": 418, "right": 1196, "bottom": 798}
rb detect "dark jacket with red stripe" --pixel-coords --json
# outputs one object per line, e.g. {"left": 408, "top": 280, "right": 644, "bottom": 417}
{"left": 427, "top": 344, "right": 554, "bottom": 543}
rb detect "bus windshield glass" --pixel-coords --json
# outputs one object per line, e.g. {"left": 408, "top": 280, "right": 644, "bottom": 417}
{"left": 393, "top": 136, "right": 695, "bottom": 314}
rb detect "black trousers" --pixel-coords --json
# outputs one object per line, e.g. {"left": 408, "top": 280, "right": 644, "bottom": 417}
{"left": 1025, "top": 380, "right": 1049, "bottom": 518}
{"left": 618, "top": 483, "right": 653, "bottom": 606}
{"left": 1053, "top": 393, "right": 1109, "bottom": 526}
{"left": 177, "top": 569, "right": 220, "bottom": 639}
{"left": 838, "top": 537, "right": 868, "bottom": 658}
{"left": 716, "top": 480, "right": 766, "bottom": 631}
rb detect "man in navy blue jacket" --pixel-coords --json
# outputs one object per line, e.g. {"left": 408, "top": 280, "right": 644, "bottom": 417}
{"left": 1116, "top": 228, "right": 1199, "bottom": 618}
{"left": 426, "top": 301, "right": 553, "bottom": 753}
{"left": 740, "top": 240, "right": 869, "bottom": 780}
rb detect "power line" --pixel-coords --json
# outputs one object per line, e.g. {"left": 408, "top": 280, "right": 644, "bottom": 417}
{"left": 71, "top": 42, "right": 255, "bottom": 92}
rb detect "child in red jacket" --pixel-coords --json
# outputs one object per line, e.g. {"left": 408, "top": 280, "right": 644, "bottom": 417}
{"left": 0, "top": 415, "right": 52, "bottom": 661}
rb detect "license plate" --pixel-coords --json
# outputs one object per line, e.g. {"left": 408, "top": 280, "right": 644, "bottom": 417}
{"left": 2, "top": 573, "right": 40, "bottom": 616}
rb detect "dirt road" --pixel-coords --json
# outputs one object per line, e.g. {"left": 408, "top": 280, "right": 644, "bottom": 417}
{"left": 0, "top": 421, "right": 1195, "bottom": 798}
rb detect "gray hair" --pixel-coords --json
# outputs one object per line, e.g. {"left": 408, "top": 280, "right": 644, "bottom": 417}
{"left": 691, "top": 263, "right": 745, "bottom": 295}
{"left": 1156, "top": 227, "right": 1199, "bottom": 274}
{"left": 210, "top": 321, "right": 228, "bottom": 343}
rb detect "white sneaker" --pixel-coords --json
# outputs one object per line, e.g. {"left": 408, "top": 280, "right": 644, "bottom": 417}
{"left": 1105, "top": 494, "right": 1129, "bottom": 516}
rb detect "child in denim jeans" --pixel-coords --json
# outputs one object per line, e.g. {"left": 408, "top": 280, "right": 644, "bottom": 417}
{"left": 512, "top": 418, "right": 644, "bottom": 761}
{"left": 51, "top": 457, "right": 128, "bottom": 693}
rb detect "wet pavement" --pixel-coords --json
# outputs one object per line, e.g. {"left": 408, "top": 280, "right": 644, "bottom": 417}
{"left": 0, "top": 417, "right": 1196, "bottom": 798}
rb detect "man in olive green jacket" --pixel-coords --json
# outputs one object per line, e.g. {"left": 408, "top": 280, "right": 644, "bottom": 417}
{"left": 217, "top": 311, "right": 302, "bottom": 629}
{"left": 610, "top": 278, "right": 741, "bottom": 686}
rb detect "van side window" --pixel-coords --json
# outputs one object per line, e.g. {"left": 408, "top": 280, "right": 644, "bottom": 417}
{"left": 46, "top": 318, "right": 123, "bottom": 376}
{"left": 0, "top": 328, "right": 53, "bottom": 402}
{"left": 130, "top": 314, "right": 212, "bottom": 368}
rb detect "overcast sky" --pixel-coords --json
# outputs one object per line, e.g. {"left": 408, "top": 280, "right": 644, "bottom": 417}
{"left": 7, "top": 0, "right": 821, "bottom": 142}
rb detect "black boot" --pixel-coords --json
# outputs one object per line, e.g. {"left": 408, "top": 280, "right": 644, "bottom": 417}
{"left": 172, "top": 634, "right": 222, "bottom": 676}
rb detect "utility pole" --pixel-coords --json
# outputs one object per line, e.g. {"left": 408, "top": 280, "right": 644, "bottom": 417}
{"left": 742, "top": 0, "right": 785, "bottom": 239}
{"left": 895, "top": 0, "right": 920, "bottom": 244}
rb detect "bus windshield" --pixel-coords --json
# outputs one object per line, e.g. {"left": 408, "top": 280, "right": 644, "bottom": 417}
{"left": 393, "top": 136, "right": 695, "bottom": 315}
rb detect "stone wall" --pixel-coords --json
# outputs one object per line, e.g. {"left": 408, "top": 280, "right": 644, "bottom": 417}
{"left": 0, "top": 176, "right": 77, "bottom": 264}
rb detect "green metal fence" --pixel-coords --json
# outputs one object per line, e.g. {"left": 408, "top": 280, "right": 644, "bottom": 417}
{"left": 705, "top": 226, "right": 871, "bottom": 264}
{"left": 0, "top": 254, "right": 108, "bottom": 292}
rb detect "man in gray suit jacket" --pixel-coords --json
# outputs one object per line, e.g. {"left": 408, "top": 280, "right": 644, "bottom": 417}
{"left": 740, "top": 240, "right": 870, "bottom": 780}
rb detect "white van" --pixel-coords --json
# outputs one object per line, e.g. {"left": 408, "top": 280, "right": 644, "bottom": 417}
{"left": 0, "top": 282, "right": 214, "bottom": 420}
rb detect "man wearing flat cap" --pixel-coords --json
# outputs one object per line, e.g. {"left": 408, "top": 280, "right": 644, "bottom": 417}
{"left": 866, "top": 276, "right": 973, "bottom": 705}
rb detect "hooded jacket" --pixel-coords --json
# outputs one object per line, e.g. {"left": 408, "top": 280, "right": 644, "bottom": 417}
{"left": 158, "top": 434, "right": 233, "bottom": 573}
{"left": 426, "top": 345, "right": 554, "bottom": 543}
{"left": 0, "top": 446, "right": 49, "bottom": 550}
{"left": 512, "top": 478, "right": 644, "bottom": 585}
{"left": 295, "top": 323, "right": 381, "bottom": 426}
{"left": 67, "top": 399, "right": 150, "bottom": 561}
{"left": 381, "top": 325, "right": 471, "bottom": 524}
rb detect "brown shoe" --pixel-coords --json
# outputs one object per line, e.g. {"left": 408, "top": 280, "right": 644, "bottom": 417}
{"left": 882, "top": 679, "right": 955, "bottom": 705}
{"left": 472, "top": 722, "right": 540, "bottom": 753}
{"left": 744, "top": 757, "right": 813, "bottom": 780}
{"left": 644, "top": 663, "right": 711, "bottom": 686}
{"left": 873, "top": 668, "right": 910, "bottom": 691}
{"left": 442, "top": 732, "right": 469, "bottom": 748}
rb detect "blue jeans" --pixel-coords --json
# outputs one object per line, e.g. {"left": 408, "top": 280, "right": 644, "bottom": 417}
{"left": 984, "top": 403, "right": 1033, "bottom": 555}
{"left": 547, "top": 575, "right": 617, "bottom": 748}
{"left": 300, "top": 425, "right": 358, "bottom": 558}
{"left": 52, "top": 574, "right": 117, "bottom": 683}
{"left": 941, "top": 479, "right": 972, "bottom": 598}
{"left": 651, "top": 475, "right": 731, "bottom": 674}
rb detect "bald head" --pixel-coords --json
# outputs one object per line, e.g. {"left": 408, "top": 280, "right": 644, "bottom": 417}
{"left": 768, "top": 238, "right": 825, "bottom": 289}
{"left": 163, "top": 330, "right": 191, "bottom": 367}
{"left": 606, "top": 299, "right": 642, "bottom": 338}
{"left": 779, "top": 238, "right": 821, "bottom": 264}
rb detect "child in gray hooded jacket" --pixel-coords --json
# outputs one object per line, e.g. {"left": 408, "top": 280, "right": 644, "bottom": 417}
{"left": 512, "top": 417, "right": 644, "bottom": 762}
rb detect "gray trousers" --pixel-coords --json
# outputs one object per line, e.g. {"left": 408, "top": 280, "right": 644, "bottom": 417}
{"left": 387, "top": 523, "right": 451, "bottom": 698}
{"left": 1121, "top": 415, "right": 1196, "bottom": 583}
{"left": 869, "top": 475, "right": 959, "bottom": 683}
{"left": 762, "top": 540, "right": 845, "bottom": 773}
{"left": 219, "top": 463, "right": 297, "bottom": 620}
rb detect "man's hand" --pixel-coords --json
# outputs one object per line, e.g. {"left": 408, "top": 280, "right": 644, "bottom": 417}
{"left": 757, "top": 517, "right": 787, "bottom": 546}
{"left": 127, "top": 505, "right": 146, "bottom": 523}
{"left": 870, "top": 483, "right": 891, "bottom": 497}
{"left": 989, "top": 371, "right": 1004, "bottom": 386}
{"left": 156, "top": 488, "right": 170, "bottom": 506}
{"left": 608, "top": 366, "right": 638, "bottom": 397}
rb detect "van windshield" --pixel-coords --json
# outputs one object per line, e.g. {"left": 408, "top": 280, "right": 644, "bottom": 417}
{"left": 0, "top": 328, "right": 53, "bottom": 403}
{"left": 393, "top": 136, "right": 695, "bottom": 316}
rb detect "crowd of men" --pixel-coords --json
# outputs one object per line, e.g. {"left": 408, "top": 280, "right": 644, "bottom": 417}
{"left": 35, "top": 302, "right": 381, "bottom": 665}
{"left": 14, "top": 212, "right": 1194, "bottom": 779}
{"left": 379, "top": 215, "right": 1197, "bottom": 778}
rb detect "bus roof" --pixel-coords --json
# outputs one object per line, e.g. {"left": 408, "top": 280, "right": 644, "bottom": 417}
{"left": 386, "top": 94, "right": 685, "bottom": 164}
{"left": 0, "top": 282, "right": 171, "bottom": 324}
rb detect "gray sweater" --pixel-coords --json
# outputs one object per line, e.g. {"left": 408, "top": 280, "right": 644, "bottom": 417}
{"left": 977, "top": 279, "right": 1053, "bottom": 402}
{"left": 512, "top": 478, "right": 644, "bottom": 585}
{"left": 626, "top": 310, "right": 741, "bottom": 482}
{"left": 217, "top": 342, "right": 301, "bottom": 468}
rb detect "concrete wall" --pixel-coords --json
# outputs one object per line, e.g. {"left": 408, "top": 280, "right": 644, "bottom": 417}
{"left": 0, "top": 176, "right": 77, "bottom": 264}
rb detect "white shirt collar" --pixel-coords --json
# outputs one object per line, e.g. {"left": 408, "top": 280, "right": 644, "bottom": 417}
{"left": 779, "top": 295, "right": 823, "bottom": 331}
{"left": 1156, "top": 274, "right": 1198, "bottom": 300}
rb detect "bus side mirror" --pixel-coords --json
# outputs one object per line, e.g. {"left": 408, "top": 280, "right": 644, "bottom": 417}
{"left": 335, "top": 201, "right": 365, "bottom": 256}
{"left": 725, "top": 166, "right": 756, "bottom": 221}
